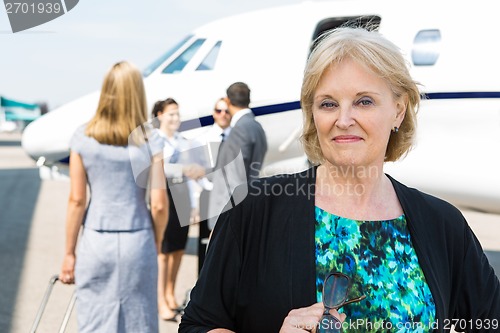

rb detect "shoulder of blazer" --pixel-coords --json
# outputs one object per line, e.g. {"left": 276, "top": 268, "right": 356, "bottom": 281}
{"left": 229, "top": 167, "right": 316, "bottom": 238}
{"left": 245, "top": 167, "right": 316, "bottom": 205}
{"left": 389, "top": 174, "right": 464, "bottom": 217}
{"left": 387, "top": 173, "right": 466, "bottom": 239}
{"left": 234, "top": 113, "right": 256, "bottom": 128}
{"left": 231, "top": 121, "right": 265, "bottom": 143}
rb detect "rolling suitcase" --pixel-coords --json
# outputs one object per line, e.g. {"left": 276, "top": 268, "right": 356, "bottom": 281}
{"left": 29, "top": 274, "right": 76, "bottom": 333}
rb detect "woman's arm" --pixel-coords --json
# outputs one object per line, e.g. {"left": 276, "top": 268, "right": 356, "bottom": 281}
{"left": 454, "top": 222, "right": 500, "bottom": 332}
{"left": 150, "top": 155, "right": 168, "bottom": 253}
{"left": 179, "top": 206, "right": 242, "bottom": 332}
{"left": 197, "top": 301, "right": 344, "bottom": 333}
{"left": 59, "top": 151, "right": 87, "bottom": 284}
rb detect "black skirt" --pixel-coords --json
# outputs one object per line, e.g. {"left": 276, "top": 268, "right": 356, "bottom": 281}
{"left": 161, "top": 181, "right": 190, "bottom": 253}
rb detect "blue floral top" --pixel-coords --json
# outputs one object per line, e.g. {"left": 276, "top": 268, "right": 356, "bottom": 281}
{"left": 315, "top": 206, "right": 436, "bottom": 332}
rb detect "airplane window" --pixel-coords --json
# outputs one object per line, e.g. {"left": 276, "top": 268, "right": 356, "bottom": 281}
{"left": 142, "top": 35, "right": 192, "bottom": 77}
{"left": 162, "top": 39, "right": 206, "bottom": 74}
{"left": 196, "top": 41, "right": 222, "bottom": 71}
{"left": 412, "top": 29, "right": 441, "bottom": 66}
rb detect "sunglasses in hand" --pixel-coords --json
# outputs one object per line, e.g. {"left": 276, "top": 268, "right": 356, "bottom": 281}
{"left": 318, "top": 272, "right": 366, "bottom": 333}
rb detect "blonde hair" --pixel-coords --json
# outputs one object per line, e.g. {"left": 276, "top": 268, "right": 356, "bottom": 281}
{"left": 85, "top": 61, "right": 148, "bottom": 146}
{"left": 300, "top": 27, "right": 420, "bottom": 164}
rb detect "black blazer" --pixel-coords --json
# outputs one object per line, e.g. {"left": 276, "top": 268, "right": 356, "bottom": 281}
{"left": 180, "top": 167, "right": 500, "bottom": 333}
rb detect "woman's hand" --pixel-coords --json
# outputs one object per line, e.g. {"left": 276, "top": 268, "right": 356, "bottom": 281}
{"left": 279, "top": 302, "right": 346, "bottom": 332}
{"left": 59, "top": 254, "right": 76, "bottom": 284}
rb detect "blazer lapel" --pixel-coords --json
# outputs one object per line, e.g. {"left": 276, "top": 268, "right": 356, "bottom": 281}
{"left": 290, "top": 167, "right": 318, "bottom": 308}
{"left": 387, "top": 174, "right": 445, "bottom": 333}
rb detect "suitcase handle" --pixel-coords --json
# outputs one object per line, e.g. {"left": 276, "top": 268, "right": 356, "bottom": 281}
{"left": 29, "top": 274, "right": 76, "bottom": 333}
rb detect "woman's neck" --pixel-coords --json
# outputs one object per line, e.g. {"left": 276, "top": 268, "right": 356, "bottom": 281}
{"left": 318, "top": 162, "right": 384, "bottom": 189}
{"left": 159, "top": 124, "right": 175, "bottom": 139}
{"left": 315, "top": 163, "right": 401, "bottom": 220}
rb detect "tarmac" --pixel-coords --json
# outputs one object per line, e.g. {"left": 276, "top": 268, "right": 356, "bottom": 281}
{"left": 0, "top": 132, "right": 193, "bottom": 333}
{"left": 1, "top": 131, "right": 499, "bottom": 333}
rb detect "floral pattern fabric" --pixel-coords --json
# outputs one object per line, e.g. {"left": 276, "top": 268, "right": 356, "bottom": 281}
{"left": 315, "top": 206, "right": 436, "bottom": 332}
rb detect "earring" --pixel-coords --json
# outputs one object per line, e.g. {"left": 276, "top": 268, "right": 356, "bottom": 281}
{"left": 392, "top": 126, "right": 399, "bottom": 133}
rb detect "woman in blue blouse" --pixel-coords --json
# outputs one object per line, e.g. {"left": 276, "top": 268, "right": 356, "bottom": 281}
{"left": 180, "top": 27, "right": 500, "bottom": 333}
{"left": 59, "top": 61, "right": 168, "bottom": 332}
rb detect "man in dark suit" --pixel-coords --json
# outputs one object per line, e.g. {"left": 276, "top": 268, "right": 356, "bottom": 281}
{"left": 207, "top": 82, "right": 268, "bottom": 230}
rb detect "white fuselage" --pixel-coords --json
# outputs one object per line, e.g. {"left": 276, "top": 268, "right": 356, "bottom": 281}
{"left": 22, "top": 0, "right": 500, "bottom": 212}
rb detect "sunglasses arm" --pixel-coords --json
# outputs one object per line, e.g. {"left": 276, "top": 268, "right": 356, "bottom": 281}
{"left": 340, "top": 294, "right": 366, "bottom": 308}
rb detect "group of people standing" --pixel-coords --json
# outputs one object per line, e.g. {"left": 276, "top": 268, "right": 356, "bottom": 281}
{"left": 58, "top": 62, "right": 267, "bottom": 332}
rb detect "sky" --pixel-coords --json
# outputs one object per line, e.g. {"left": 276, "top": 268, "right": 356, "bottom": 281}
{"left": 0, "top": 0, "right": 302, "bottom": 109}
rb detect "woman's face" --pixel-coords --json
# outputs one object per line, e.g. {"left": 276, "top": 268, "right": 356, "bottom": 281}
{"left": 312, "top": 58, "right": 405, "bottom": 169}
{"left": 159, "top": 103, "right": 180, "bottom": 133}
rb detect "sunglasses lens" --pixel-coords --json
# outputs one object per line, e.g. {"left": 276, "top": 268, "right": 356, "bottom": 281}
{"left": 323, "top": 274, "right": 349, "bottom": 308}
{"left": 318, "top": 315, "right": 342, "bottom": 333}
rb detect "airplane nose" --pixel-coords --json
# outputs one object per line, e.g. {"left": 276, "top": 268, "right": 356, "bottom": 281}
{"left": 21, "top": 91, "right": 99, "bottom": 163}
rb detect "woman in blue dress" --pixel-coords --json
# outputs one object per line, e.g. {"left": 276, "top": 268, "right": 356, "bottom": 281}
{"left": 59, "top": 61, "right": 168, "bottom": 332}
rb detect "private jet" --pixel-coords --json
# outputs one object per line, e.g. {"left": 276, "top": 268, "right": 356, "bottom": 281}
{"left": 22, "top": 0, "right": 500, "bottom": 213}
